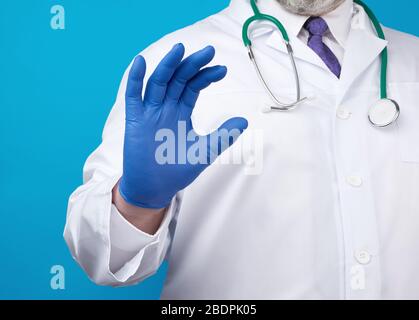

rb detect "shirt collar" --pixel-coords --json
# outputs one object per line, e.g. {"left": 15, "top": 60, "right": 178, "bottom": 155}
{"left": 321, "top": 0, "right": 354, "bottom": 47}
{"left": 227, "top": 0, "right": 354, "bottom": 47}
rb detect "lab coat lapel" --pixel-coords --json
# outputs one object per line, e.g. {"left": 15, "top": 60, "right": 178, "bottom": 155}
{"left": 264, "top": 30, "right": 335, "bottom": 91}
{"left": 265, "top": 30, "right": 328, "bottom": 71}
{"left": 337, "top": 26, "right": 388, "bottom": 105}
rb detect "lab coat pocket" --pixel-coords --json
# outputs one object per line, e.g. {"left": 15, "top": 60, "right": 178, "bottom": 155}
{"left": 390, "top": 83, "right": 419, "bottom": 163}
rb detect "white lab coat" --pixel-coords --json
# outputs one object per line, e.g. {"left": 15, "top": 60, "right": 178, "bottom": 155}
{"left": 64, "top": 0, "right": 419, "bottom": 299}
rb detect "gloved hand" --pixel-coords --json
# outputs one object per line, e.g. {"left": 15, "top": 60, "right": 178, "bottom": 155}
{"left": 119, "top": 44, "right": 248, "bottom": 209}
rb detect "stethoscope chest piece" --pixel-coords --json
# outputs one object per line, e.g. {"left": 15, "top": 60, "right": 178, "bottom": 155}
{"left": 368, "top": 98, "right": 400, "bottom": 127}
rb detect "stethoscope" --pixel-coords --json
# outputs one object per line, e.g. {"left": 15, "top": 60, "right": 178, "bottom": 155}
{"left": 242, "top": 0, "right": 400, "bottom": 128}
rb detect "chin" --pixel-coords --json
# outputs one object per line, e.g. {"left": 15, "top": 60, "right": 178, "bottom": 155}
{"left": 279, "top": 0, "right": 346, "bottom": 16}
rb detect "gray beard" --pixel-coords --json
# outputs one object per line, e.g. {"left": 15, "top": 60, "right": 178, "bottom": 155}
{"left": 276, "top": 0, "right": 346, "bottom": 16}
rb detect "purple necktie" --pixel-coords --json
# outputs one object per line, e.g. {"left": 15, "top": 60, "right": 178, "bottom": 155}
{"left": 304, "top": 17, "right": 342, "bottom": 78}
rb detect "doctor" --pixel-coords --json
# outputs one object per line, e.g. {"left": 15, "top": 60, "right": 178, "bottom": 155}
{"left": 65, "top": 0, "right": 419, "bottom": 299}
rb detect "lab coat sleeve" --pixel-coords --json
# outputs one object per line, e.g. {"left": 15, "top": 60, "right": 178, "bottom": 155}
{"left": 64, "top": 49, "right": 181, "bottom": 287}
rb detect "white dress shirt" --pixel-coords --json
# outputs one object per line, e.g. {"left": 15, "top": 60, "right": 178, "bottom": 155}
{"left": 64, "top": 0, "right": 419, "bottom": 299}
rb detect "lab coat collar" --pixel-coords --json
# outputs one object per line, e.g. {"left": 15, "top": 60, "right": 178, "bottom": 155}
{"left": 336, "top": 4, "right": 388, "bottom": 105}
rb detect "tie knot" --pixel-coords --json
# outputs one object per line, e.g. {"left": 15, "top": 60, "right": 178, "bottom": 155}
{"left": 304, "top": 17, "right": 329, "bottom": 36}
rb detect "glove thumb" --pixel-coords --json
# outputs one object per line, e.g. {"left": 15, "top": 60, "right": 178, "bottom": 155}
{"left": 206, "top": 117, "right": 248, "bottom": 164}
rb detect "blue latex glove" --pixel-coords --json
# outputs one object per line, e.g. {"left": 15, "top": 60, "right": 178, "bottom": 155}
{"left": 119, "top": 44, "right": 248, "bottom": 209}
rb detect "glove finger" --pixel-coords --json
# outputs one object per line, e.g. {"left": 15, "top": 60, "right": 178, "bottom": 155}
{"left": 206, "top": 117, "right": 248, "bottom": 164}
{"left": 144, "top": 43, "right": 185, "bottom": 106}
{"left": 166, "top": 46, "right": 216, "bottom": 102}
{"left": 125, "top": 55, "right": 146, "bottom": 120}
{"left": 179, "top": 65, "right": 227, "bottom": 120}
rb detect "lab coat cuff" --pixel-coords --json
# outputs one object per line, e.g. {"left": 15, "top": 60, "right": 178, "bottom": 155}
{"left": 110, "top": 199, "right": 175, "bottom": 252}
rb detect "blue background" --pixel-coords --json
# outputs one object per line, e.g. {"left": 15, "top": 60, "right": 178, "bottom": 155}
{"left": 0, "top": 0, "right": 418, "bottom": 300}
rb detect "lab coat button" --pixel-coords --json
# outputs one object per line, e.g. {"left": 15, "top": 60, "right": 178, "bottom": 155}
{"left": 346, "top": 175, "right": 363, "bottom": 187}
{"left": 337, "top": 106, "right": 352, "bottom": 120}
{"left": 355, "top": 250, "right": 372, "bottom": 265}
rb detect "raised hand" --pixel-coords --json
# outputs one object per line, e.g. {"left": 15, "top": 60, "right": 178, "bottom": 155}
{"left": 119, "top": 44, "right": 248, "bottom": 209}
